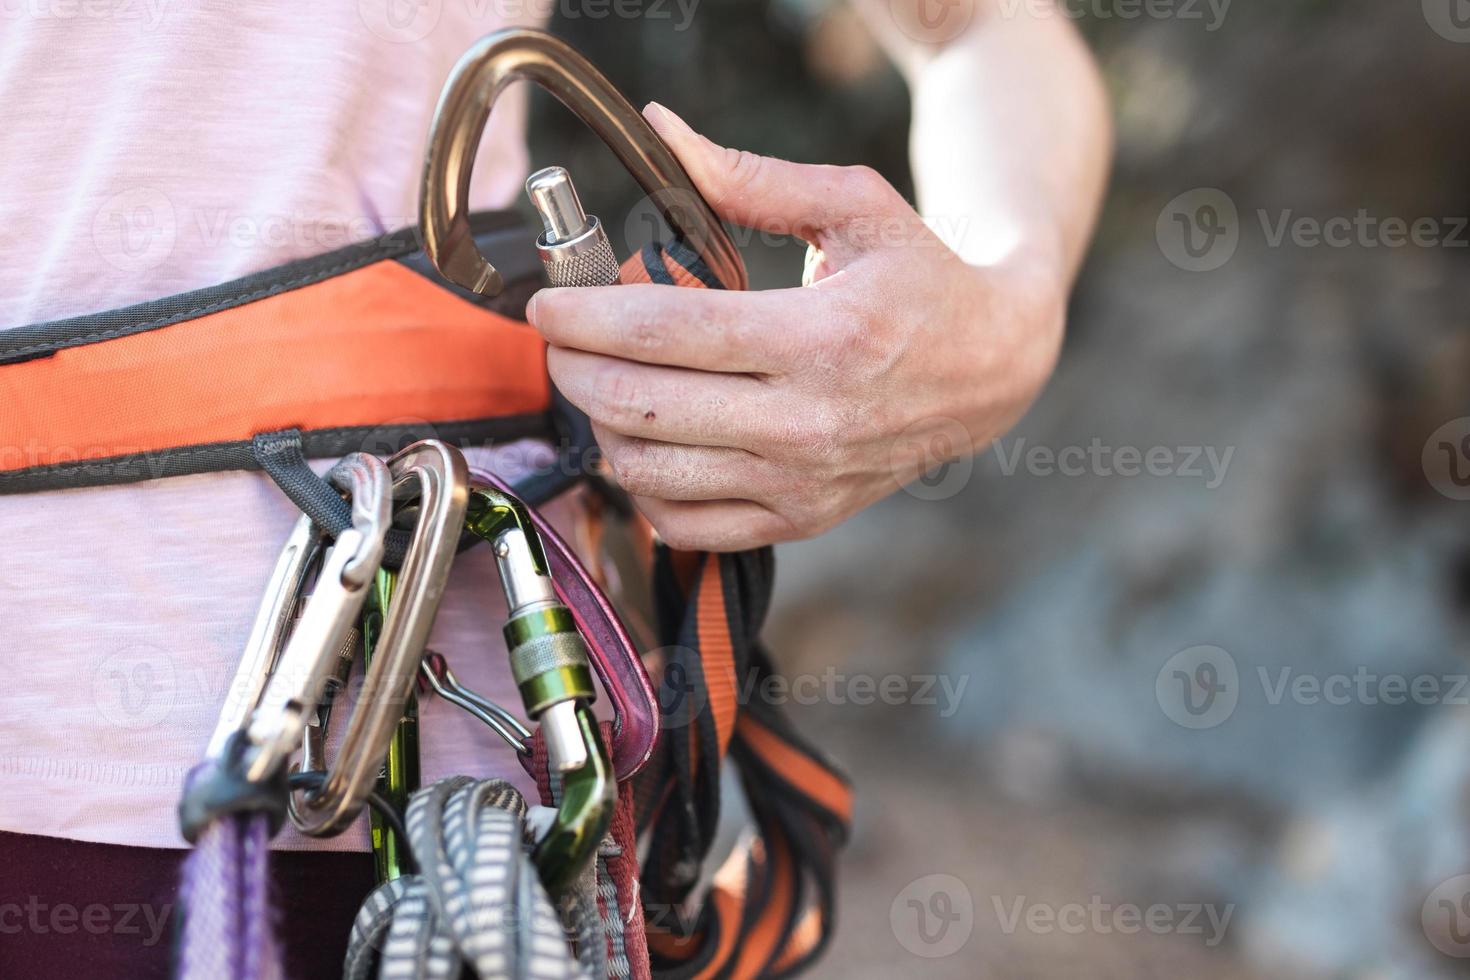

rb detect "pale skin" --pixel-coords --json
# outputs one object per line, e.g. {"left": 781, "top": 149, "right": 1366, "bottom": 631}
{"left": 527, "top": 1, "right": 1113, "bottom": 551}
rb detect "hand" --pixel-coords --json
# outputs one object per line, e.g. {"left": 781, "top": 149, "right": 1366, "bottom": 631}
{"left": 526, "top": 103, "right": 1066, "bottom": 551}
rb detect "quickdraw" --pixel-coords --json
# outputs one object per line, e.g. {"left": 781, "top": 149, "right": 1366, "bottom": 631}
{"left": 173, "top": 26, "right": 852, "bottom": 980}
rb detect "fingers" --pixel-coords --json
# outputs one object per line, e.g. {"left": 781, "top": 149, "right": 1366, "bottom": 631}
{"left": 594, "top": 426, "right": 780, "bottom": 502}
{"left": 547, "top": 346, "right": 782, "bottom": 449}
{"left": 644, "top": 102, "right": 904, "bottom": 249}
{"left": 632, "top": 495, "right": 794, "bottom": 552}
{"left": 528, "top": 282, "right": 825, "bottom": 374}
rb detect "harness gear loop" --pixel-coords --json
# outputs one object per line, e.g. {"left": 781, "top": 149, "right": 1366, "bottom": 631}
{"left": 289, "top": 440, "right": 471, "bottom": 837}
{"left": 420, "top": 27, "right": 747, "bottom": 295}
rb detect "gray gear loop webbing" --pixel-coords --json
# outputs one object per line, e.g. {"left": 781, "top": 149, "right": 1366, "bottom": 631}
{"left": 344, "top": 777, "right": 596, "bottom": 980}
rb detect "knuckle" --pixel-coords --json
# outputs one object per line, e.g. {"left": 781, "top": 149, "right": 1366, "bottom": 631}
{"left": 605, "top": 439, "right": 656, "bottom": 494}
{"left": 722, "top": 147, "right": 766, "bottom": 196}
{"left": 627, "top": 313, "right": 665, "bottom": 357}
{"left": 842, "top": 165, "right": 892, "bottom": 205}
{"left": 785, "top": 406, "right": 847, "bottom": 466}
{"left": 589, "top": 364, "right": 643, "bottom": 424}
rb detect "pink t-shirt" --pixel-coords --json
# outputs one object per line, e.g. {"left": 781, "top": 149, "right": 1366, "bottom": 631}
{"left": 0, "top": 3, "right": 561, "bottom": 850}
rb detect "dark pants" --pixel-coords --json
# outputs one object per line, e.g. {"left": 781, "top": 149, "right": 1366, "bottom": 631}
{"left": 0, "top": 831, "right": 374, "bottom": 979}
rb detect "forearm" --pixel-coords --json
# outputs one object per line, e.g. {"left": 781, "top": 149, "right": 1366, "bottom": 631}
{"left": 860, "top": 1, "right": 1112, "bottom": 285}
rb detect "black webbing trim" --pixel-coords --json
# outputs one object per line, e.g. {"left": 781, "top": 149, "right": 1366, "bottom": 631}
{"left": 640, "top": 243, "right": 678, "bottom": 286}
{"left": 0, "top": 414, "right": 555, "bottom": 496}
{"left": 250, "top": 427, "right": 586, "bottom": 570}
{"left": 253, "top": 431, "right": 356, "bottom": 539}
{"left": 662, "top": 238, "right": 724, "bottom": 291}
{"left": 0, "top": 211, "right": 528, "bottom": 365}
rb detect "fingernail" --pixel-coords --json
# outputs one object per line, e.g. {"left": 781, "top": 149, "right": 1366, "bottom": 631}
{"left": 644, "top": 101, "right": 692, "bottom": 139}
{"left": 526, "top": 290, "right": 542, "bottom": 326}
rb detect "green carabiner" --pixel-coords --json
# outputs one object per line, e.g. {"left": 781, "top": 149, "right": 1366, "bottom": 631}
{"left": 465, "top": 486, "right": 616, "bottom": 892}
{"left": 362, "top": 568, "right": 420, "bottom": 883}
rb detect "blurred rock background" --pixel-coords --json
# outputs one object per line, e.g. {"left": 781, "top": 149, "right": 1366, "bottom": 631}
{"left": 531, "top": 1, "right": 1470, "bottom": 976}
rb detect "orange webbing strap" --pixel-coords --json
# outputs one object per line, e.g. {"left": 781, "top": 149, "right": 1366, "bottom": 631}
{"left": 0, "top": 256, "right": 550, "bottom": 487}
{"left": 620, "top": 242, "right": 854, "bottom": 979}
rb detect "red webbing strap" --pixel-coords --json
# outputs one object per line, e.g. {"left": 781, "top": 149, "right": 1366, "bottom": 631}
{"left": 620, "top": 243, "right": 854, "bottom": 979}
{"left": 526, "top": 726, "right": 653, "bottom": 980}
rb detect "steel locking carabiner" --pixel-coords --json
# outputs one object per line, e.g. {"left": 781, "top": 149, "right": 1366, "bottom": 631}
{"left": 180, "top": 453, "right": 392, "bottom": 842}
{"left": 463, "top": 483, "right": 616, "bottom": 892}
{"left": 290, "top": 440, "right": 470, "bottom": 838}
{"left": 420, "top": 27, "right": 747, "bottom": 296}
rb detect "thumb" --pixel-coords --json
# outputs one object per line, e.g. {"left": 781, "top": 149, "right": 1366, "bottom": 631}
{"left": 644, "top": 101, "right": 895, "bottom": 248}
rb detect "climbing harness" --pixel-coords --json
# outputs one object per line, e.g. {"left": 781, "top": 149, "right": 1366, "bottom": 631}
{"left": 163, "top": 25, "right": 856, "bottom": 980}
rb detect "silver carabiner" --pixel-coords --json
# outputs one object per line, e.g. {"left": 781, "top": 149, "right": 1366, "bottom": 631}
{"left": 181, "top": 453, "right": 391, "bottom": 842}
{"left": 289, "top": 440, "right": 470, "bottom": 837}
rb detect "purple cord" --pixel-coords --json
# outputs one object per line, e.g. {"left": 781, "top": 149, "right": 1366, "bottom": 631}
{"left": 178, "top": 809, "right": 285, "bottom": 980}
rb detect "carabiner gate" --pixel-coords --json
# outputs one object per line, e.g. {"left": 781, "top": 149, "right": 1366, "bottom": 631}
{"left": 420, "top": 27, "right": 747, "bottom": 295}
{"left": 180, "top": 453, "right": 392, "bottom": 842}
{"left": 289, "top": 440, "right": 470, "bottom": 837}
{"left": 465, "top": 484, "right": 617, "bottom": 892}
